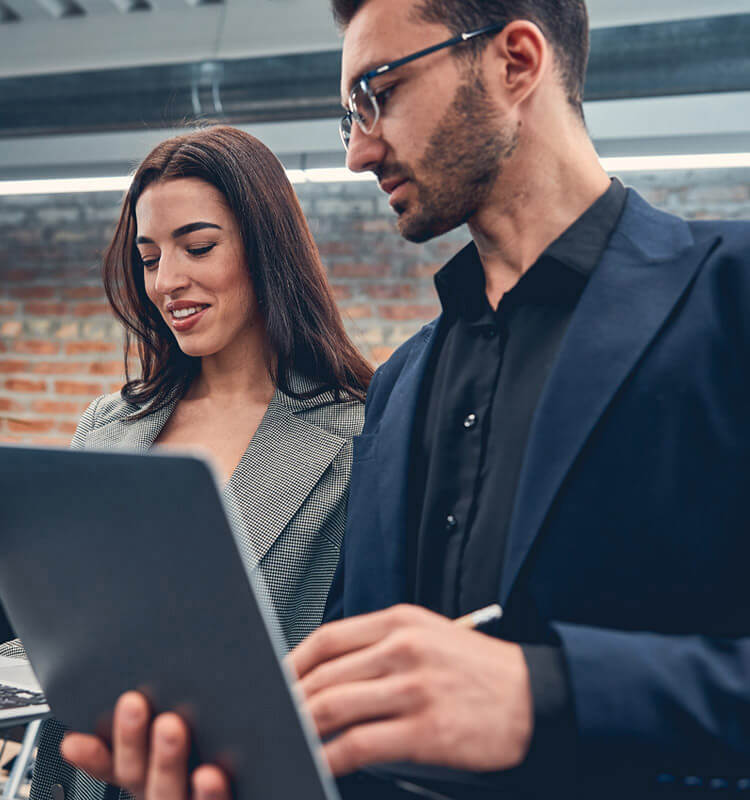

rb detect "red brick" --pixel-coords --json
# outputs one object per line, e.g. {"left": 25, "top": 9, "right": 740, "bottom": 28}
{"left": 343, "top": 304, "right": 373, "bottom": 320}
{"left": 73, "top": 303, "right": 112, "bottom": 318}
{"left": 9, "top": 287, "right": 56, "bottom": 300}
{"left": 331, "top": 285, "right": 352, "bottom": 301}
{"left": 0, "top": 302, "right": 18, "bottom": 315}
{"left": 318, "top": 242, "right": 355, "bottom": 257}
{"left": 88, "top": 360, "right": 125, "bottom": 376}
{"left": 7, "top": 418, "right": 56, "bottom": 434}
{"left": 24, "top": 302, "right": 67, "bottom": 316}
{"left": 31, "top": 361, "right": 88, "bottom": 375}
{"left": 32, "top": 399, "right": 86, "bottom": 415}
{"left": 108, "top": 382, "right": 124, "bottom": 394}
{"left": 13, "top": 340, "right": 60, "bottom": 355}
{"left": 57, "top": 421, "right": 79, "bottom": 435}
{"left": 63, "top": 287, "right": 105, "bottom": 300}
{"left": 364, "top": 283, "right": 416, "bottom": 300}
{"left": 65, "top": 342, "right": 117, "bottom": 355}
{"left": 0, "top": 342, "right": 6, "bottom": 353}
{"left": 5, "top": 378, "right": 47, "bottom": 393}
{"left": 4, "top": 273, "right": 45, "bottom": 286}
{"left": 378, "top": 304, "right": 440, "bottom": 320}
{"left": 0, "top": 322, "right": 21, "bottom": 337}
{"left": 371, "top": 346, "right": 395, "bottom": 364}
{"left": 0, "top": 360, "right": 31, "bottom": 374}
{"left": 329, "top": 262, "right": 390, "bottom": 278}
{"left": 406, "top": 262, "right": 442, "bottom": 279}
{"left": 0, "top": 398, "right": 22, "bottom": 413}
{"left": 55, "top": 380, "right": 103, "bottom": 396}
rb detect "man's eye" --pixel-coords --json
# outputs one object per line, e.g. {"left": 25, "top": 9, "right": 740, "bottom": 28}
{"left": 374, "top": 86, "right": 396, "bottom": 108}
{"left": 187, "top": 244, "right": 216, "bottom": 257}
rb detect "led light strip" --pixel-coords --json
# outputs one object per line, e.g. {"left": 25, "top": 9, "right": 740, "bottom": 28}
{"left": 0, "top": 153, "right": 749, "bottom": 196}
{"left": 600, "top": 153, "right": 750, "bottom": 171}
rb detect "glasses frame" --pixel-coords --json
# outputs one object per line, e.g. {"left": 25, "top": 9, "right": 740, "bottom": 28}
{"left": 340, "top": 21, "right": 508, "bottom": 150}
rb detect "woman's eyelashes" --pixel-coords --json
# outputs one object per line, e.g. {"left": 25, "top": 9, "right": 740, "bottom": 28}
{"left": 187, "top": 243, "right": 217, "bottom": 257}
{"left": 140, "top": 242, "right": 217, "bottom": 271}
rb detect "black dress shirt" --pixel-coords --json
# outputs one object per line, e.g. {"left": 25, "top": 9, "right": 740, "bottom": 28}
{"left": 407, "top": 178, "right": 627, "bottom": 768}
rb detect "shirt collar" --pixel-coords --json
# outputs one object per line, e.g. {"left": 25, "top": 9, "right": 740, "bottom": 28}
{"left": 434, "top": 178, "right": 627, "bottom": 321}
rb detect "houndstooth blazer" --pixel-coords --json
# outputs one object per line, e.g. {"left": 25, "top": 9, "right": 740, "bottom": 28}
{"left": 2, "top": 374, "right": 363, "bottom": 800}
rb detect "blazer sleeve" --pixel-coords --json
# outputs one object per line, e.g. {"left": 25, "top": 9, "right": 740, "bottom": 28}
{"left": 554, "top": 623, "right": 750, "bottom": 775}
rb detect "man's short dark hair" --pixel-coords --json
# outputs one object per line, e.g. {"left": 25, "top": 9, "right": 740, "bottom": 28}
{"left": 332, "top": 0, "right": 589, "bottom": 119}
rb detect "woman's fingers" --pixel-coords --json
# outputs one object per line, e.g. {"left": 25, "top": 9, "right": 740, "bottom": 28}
{"left": 144, "top": 713, "right": 191, "bottom": 800}
{"left": 60, "top": 732, "right": 115, "bottom": 784}
{"left": 63, "top": 692, "right": 227, "bottom": 800}
{"left": 111, "top": 691, "right": 152, "bottom": 795}
{"left": 191, "top": 764, "right": 233, "bottom": 800}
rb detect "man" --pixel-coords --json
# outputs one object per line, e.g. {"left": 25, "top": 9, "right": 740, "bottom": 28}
{"left": 64, "top": 0, "right": 750, "bottom": 797}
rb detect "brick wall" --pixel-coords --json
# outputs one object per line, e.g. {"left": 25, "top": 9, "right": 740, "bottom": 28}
{"left": 1, "top": 168, "right": 749, "bottom": 446}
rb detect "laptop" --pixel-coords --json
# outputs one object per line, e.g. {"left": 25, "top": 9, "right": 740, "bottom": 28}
{"left": 0, "top": 445, "right": 338, "bottom": 800}
{"left": 0, "top": 656, "right": 50, "bottom": 727}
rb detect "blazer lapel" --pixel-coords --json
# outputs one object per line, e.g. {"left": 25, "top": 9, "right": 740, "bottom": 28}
{"left": 368, "top": 319, "right": 441, "bottom": 603}
{"left": 85, "top": 396, "right": 178, "bottom": 451}
{"left": 225, "top": 389, "right": 347, "bottom": 569}
{"left": 499, "top": 191, "right": 722, "bottom": 604}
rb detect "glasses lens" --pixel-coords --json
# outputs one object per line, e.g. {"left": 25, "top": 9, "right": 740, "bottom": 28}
{"left": 350, "top": 81, "right": 378, "bottom": 133}
{"left": 339, "top": 114, "right": 352, "bottom": 150}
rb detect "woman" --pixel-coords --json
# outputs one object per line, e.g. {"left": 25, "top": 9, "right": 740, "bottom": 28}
{"left": 8, "top": 125, "right": 371, "bottom": 800}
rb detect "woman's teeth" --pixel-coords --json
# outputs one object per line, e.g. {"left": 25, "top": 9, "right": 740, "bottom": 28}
{"left": 172, "top": 306, "right": 205, "bottom": 319}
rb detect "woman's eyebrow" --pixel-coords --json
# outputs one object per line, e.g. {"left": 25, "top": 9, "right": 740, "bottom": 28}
{"left": 135, "top": 222, "right": 222, "bottom": 245}
{"left": 171, "top": 221, "right": 222, "bottom": 238}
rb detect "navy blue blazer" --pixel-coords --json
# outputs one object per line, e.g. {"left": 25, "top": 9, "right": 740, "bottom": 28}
{"left": 329, "top": 189, "right": 750, "bottom": 793}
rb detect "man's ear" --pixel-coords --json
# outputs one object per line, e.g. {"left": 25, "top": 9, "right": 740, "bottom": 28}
{"left": 486, "top": 20, "right": 549, "bottom": 110}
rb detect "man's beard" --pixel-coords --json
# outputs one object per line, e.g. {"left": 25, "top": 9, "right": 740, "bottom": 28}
{"left": 393, "top": 75, "right": 519, "bottom": 243}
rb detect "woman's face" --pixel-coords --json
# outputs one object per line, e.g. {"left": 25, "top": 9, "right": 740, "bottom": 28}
{"left": 135, "top": 177, "right": 258, "bottom": 360}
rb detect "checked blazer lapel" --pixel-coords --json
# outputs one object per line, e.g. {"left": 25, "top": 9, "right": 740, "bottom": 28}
{"left": 499, "top": 190, "right": 722, "bottom": 606}
{"left": 84, "top": 396, "right": 178, "bottom": 451}
{"left": 225, "top": 387, "right": 348, "bottom": 569}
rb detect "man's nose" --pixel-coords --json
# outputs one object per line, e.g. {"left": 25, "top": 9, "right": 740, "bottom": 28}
{"left": 345, "top": 122, "right": 387, "bottom": 174}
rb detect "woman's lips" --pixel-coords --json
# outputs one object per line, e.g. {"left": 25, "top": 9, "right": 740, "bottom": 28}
{"left": 168, "top": 305, "right": 210, "bottom": 332}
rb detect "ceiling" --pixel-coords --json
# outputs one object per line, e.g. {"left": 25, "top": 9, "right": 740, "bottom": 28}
{"left": 1, "top": 0, "right": 749, "bottom": 179}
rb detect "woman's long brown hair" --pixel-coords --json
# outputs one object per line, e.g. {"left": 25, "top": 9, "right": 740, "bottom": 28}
{"left": 103, "top": 126, "right": 372, "bottom": 415}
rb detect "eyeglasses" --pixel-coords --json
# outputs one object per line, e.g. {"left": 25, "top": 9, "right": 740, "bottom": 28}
{"left": 339, "top": 21, "right": 507, "bottom": 150}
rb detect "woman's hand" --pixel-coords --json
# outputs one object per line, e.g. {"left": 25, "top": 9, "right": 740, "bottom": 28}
{"left": 61, "top": 691, "right": 232, "bottom": 800}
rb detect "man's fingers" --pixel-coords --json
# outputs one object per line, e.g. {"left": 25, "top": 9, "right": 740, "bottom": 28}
{"left": 323, "top": 719, "right": 420, "bottom": 776}
{"left": 144, "top": 713, "right": 190, "bottom": 800}
{"left": 307, "top": 674, "right": 425, "bottom": 739}
{"left": 290, "top": 604, "right": 443, "bottom": 679}
{"left": 191, "top": 764, "right": 232, "bottom": 800}
{"left": 60, "top": 733, "right": 115, "bottom": 784}
{"left": 112, "top": 691, "right": 152, "bottom": 794}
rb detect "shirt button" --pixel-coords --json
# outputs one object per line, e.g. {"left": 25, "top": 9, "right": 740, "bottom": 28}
{"left": 483, "top": 327, "right": 497, "bottom": 339}
{"left": 445, "top": 514, "right": 457, "bottom": 531}
{"left": 463, "top": 413, "right": 477, "bottom": 429}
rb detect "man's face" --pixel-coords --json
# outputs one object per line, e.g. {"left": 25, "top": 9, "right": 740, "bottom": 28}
{"left": 341, "top": 0, "right": 518, "bottom": 242}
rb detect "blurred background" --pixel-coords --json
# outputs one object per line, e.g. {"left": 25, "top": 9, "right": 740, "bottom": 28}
{"left": 1, "top": 0, "right": 749, "bottom": 446}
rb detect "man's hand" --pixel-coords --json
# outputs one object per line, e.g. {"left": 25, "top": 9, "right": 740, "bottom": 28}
{"left": 61, "top": 692, "right": 231, "bottom": 800}
{"left": 289, "top": 604, "right": 533, "bottom": 776}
